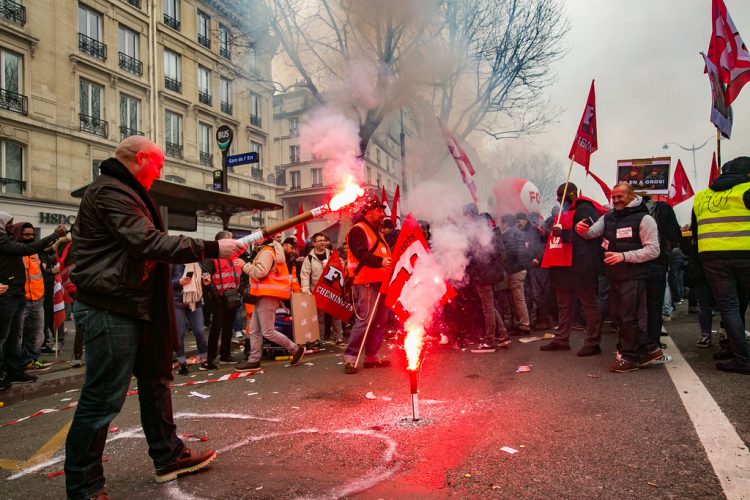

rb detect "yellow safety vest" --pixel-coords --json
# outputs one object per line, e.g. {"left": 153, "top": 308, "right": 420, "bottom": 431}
{"left": 693, "top": 181, "right": 750, "bottom": 253}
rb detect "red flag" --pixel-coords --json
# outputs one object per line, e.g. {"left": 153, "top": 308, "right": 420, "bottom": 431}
{"left": 702, "top": 52, "right": 733, "bottom": 138}
{"left": 568, "top": 80, "right": 598, "bottom": 171}
{"left": 668, "top": 160, "right": 695, "bottom": 207}
{"left": 53, "top": 275, "right": 66, "bottom": 330}
{"left": 437, "top": 119, "right": 479, "bottom": 204}
{"left": 381, "top": 185, "right": 388, "bottom": 204}
{"left": 708, "top": 0, "right": 750, "bottom": 106}
{"left": 380, "top": 214, "right": 456, "bottom": 323}
{"left": 390, "top": 185, "right": 400, "bottom": 225}
{"left": 586, "top": 169, "right": 611, "bottom": 201}
{"left": 709, "top": 152, "right": 720, "bottom": 185}
{"left": 312, "top": 250, "right": 353, "bottom": 322}
{"left": 294, "top": 203, "right": 308, "bottom": 248}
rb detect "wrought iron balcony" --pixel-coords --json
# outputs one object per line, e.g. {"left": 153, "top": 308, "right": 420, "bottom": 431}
{"left": 119, "top": 126, "right": 143, "bottom": 140}
{"left": 199, "top": 152, "right": 213, "bottom": 166}
{"left": 0, "top": 0, "right": 25, "bottom": 25}
{"left": 118, "top": 52, "right": 143, "bottom": 76}
{"left": 250, "top": 168, "right": 263, "bottom": 180}
{"left": 164, "top": 14, "right": 180, "bottom": 31}
{"left": 166, "top": 141, "right": 183, "bottom": 158}
{"left": 198, "top": 91, "right": 212, "bottom": 105}
{"left": 221, "top": 101, "right": 232, "bottom": 114}
{"left": 197, "top": 34, "right": 210, "bottom": 48}
{"left": 0, "top": 177, "right": 25, "bottom": 192}
{"left": 124, "top": 0, "right": 140, "bottom": 8}
{"left": 219, "top": 47, "right": 230, "bottom": 59}
{"left": 250, "top": 115, "right": 262, "bottom": 128}
{"left": 0, "top": 88, "right": 27, "bottom": 115}
{"left": 164, "top": 76, "right": 181, "bottom": 93}
{"left": 78, "top": 33, "right": 107, "bottom": 61}
{"left": 80, "top": 113, "right": 108, "bottom": 137}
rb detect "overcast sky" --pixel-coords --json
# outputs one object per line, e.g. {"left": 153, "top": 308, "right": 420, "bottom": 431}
{"left": 505, "top": 0, "right": 750, "bottom": 222}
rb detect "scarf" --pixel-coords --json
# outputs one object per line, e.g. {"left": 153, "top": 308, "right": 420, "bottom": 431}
{"left": 182, "top": 262, "right": 203, "bottom": 311}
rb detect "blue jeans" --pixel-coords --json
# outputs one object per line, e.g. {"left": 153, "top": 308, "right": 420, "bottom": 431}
{"left": 344, "top": 283, "right": 388, "bottom": 364}
{"left": 64, "top": 302, "right": 184, "bottom": 499}
{"left": 0, "top": 295, "right": 26, "bottom": 377}
{"left": 702, "top": 259, "right": 750, "bottom": 367}
{"left": 174, "top": 305, "right": 208, "bottom": 363}
{"left": 20, "top": 298, "right": 44, "bottom": 364}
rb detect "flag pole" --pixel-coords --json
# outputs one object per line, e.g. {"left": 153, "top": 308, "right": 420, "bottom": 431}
{"left": 555, "top": 158, "right": 576, "bottom": 225}
{"left": 716, "top": 127, "right": 722, "bottom": 169}
{"left": 353, "top": 292, "right": 386, "bottom": 368}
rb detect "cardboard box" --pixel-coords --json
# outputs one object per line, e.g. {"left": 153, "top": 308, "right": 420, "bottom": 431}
{"left": 290, "top": 292, "right": 320, "bottom": 345}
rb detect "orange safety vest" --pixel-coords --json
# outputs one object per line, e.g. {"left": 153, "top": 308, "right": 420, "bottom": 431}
{"left": 211, "top": 259, "right": 239, "bottom": 296}
{"left": 249, "top": 246, "right": 293, "bottom": 300}
{"left": 23, "top": 254, "right": 45, "bottom": 301}
{"left": 346, "top": 221, "right": 391, "bottom": 284}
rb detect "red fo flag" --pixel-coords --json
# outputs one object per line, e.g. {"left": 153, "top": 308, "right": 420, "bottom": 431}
{"left": 53, "top": 275, "right": 66, "bottom": 330}
{"left": 390, "top": 184, "right": 400, "bottom": 225}
{"left": 668, "top": 160, "right": 695, "bottom": 207}
{"left": 294, "top": 203, "right": 308, "bottom": 248}
{"left": 586, "top": 168, "right": 612, "bottom": 201}
{"left": 708, "top": 0, "right": 750, "bottom": 106}
{"left": 709, "top": 152, "right": 720, "bottom": 186}
{"left": 380, "top": 214, "right": 455, "bottom": 323}
{"left": 312, "top": 250, "right": 353, "bottom": 322}
{"left": 437, "top": 119, "right": 479, "bottom": 204}
{"left": 568, "top": 80, "right": 598, "bottom": 171}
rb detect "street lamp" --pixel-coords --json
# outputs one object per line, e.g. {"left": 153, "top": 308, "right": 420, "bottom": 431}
{"left": 662, "top": 136, "right": 716, "bottom": 179}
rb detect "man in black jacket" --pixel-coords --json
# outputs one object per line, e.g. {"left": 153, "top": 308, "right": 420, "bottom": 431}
{"left": 498, "top": 214, "right": 530, "bottom": 335}
{"left": 64, "top": 136, "right": 246, "bottom": 499}
{"left": 0, "top": 211, "right": 66, "bottom": 389}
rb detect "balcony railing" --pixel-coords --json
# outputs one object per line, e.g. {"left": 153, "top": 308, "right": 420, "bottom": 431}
{"left": 199, "top": 152, "right": 213, "bottom": 166}
{"left": 166, "top": 142, "right": 183, "bottom": 158}
{"left": 221, "top": 101, "right": 232, "bottom": 114}
{"left": 80, "top": 113, "right": 108, "bottom": 137}
{"left": 290, "top": 184, "right": 301, "bottom": 191}
{"left": 198, "top": 91, "right": 212, "bottom": 105}
{"left": 198, "top": 34, "right": 210, "bottom": 48}
{"left": 124, "top": 0, "right": 140, "bottom": 8}
{"left": 78, "top": 33, "right": 107, "bottom": 61}
{"left": 219, "top": 47, "right": 230, "bottom": 59}
{"left": 250, "top": 115, "right": 262, "bottom": 128}
{"left": 164, "top": 76, "right": 181, "bottom": 93}
{"left": 0, "top": 88, "right": 27, "bottom": 115}
{"left": 250, "top": 168, "right": 263, "bottom": 180}
{"left": 289, "top": 156, "right": 300, "bottom": 164}
{"left": 311, "top": 182, "right": 324, "bottom": 188}
{"left": 164, "top": 14, "right": 180, "bottom": 31}
{"left": 119, "top": 125, "right": 143, "bottom": 140}
{"left": 0, "top": 0, "right": 25, "bottom": 25}
{"left": 0, "top": 176, "right": 25, "bottom": 193}
{"left": 118, "top": 52, "right": 143, "bottom": 76}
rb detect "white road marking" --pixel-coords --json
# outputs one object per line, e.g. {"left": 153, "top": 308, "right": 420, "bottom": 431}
{"left": 663, "top": 336, "right": 750, "bottom": 500}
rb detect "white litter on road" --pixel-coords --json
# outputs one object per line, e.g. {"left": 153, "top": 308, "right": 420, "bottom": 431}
{"left": 188, "top": 391, "right": 211, "bottom": 399}
{"left": 501, "top": 446, "right": 518, "bottom": 455}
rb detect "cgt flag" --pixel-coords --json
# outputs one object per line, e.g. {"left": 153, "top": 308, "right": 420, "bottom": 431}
{"left": 381, "top": 214, "right": 455, "bottom": 322}
{"left": 708, "top": 0, "right": 750, "bottom": 106}
{"left": 668, "top": 159, "right": 695, "bottom": 207}
{"left": 569, "top": 80, "right": 598, "bottom": 171}
{"left": 390, "top": 184, "right": 401, "bottom": 226}
{"left": 709, "top": 152, "right": 720, "bottom": 185}
{"left": 312, "top": 250, "right": 353, "bottom": 322}
{"left": 438, "top": 118, "right": 479, "bottom": 204}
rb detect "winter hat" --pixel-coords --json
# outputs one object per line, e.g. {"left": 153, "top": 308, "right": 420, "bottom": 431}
{"left": 722, "top": 156, "right": 750, "bottom": 175}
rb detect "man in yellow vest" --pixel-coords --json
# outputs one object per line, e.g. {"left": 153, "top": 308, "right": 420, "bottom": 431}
{"left": 692, "top": 156, "right": 750, "bottom": 375}
{"left": 18, "top": 223, "right": 51, "bottom": 373}
{"left": 235, "top": 236, "right": 306, "bottom": 371}
{"left": 343, "top": 194, "right": 392, "bottom": 374}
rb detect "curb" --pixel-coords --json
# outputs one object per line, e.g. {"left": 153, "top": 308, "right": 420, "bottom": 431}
{"left": 2, "top": 368, "right": 85, "bottom": 405}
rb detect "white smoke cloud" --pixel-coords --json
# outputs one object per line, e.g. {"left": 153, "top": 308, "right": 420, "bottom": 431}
{"left": 299, "top": 107, "right": 362, "bottom": 184}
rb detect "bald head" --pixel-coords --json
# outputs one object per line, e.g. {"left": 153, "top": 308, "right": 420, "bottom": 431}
{"left": 115, "top": 137, "right": 165, "bottom": 190}
{"left": 611, "top": 182, "right": 636, "bottom": 210}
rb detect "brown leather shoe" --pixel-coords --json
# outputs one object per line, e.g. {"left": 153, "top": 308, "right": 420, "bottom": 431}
{"left": 154, "top": 448, "right": 217, "bottom": 483}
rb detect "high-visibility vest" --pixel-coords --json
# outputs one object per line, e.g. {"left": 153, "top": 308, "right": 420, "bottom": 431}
{"left": 346, "top": 221, "right": 391, "bottom": 284}
{"left": 211, "top": 259, "right": 239, "bottom": 296}
{"left": 693, "top": 181, "right": 750, "bottom": 253}
{"left": 23, "top": 254, "right": 45, "bottom": 301}
{"left": 249, "top": 246, "right": 292, "bottom": 300}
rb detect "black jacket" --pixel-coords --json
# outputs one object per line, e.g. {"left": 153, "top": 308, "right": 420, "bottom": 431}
{"left": 501, "top": 226, "right": 526, "bottom": 275}
{"left": 642, "top": 197, "right": 682, "bottom": 266}
{"left": 467, "top": 227, "right": 506, "bottom": 284}
{"left": 549, "top": 199, "right": 604, "bottom": 286}
{"left": 0, "top": 227, "right": 60, "bottom": 297}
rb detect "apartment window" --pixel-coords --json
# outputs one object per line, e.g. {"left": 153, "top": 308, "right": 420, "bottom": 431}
{"left": 376, "top": 173, "right": 382, "bottom": 187}
{"left": 92, "top": 159, "right": 102, "bottom": 179}
{"left": 250, "top": 142, "right": 263, "bottom": 179}
{"left": 219, "top": 24, "right": 230, "bottom": 59}
{"left": 311, "top": 168, "right": 322, "bottom": 187}
{"left": 288, "top": 117, "right": 298, "bottom": 136}
{"left": 197, "top": 11, "right": 210, "bottom": 48}
{"left": 366, "top": 166, "right": 372, "bottom": 184}
{"left": 164, "top": 49, "right": 181, "bottom": 93}
{"left": 79, "top": 79, "right": 107, "bottom": 137}
{"left": 248, "top": 46, "right": 259, "bottom": 75}
{"left": 220, "top": 77, "right": 232, "bottom": 114}
{"left": 118, "top": 26, "right": 142, "bottom": 76}
{"left": 0, "top": 49, "right": 26, "bottom": 115}
{"left": 249, "top": 93, "right": 261, "bottom": 127}
{"left": 119, "top": 94, "right": 141, "bottom": 139}
{"left": 163, "top": 0, "right": 180, "bottom": 31}
{"left": 164, "top": 110, "right": 183, "bottom": 158}
{"left": 78, "top": 5, "right": 106, "bottom": 60}
{"left": 198, "top": 66, "right": 211, "bottom": 105}
{"left": 290, "top": 170, "right": 301, "bottom": 189}
{"left": 289, "top": 145, "right": 300, "bottom": 164}
{"left": 198, "top": 122, "right": 212, "bottom": 166}
{"left": 0, "top": 140, "right": 23, "bottom": 194}
{"left": 0, "top": 0, "right": 26, "bottom": 26}
{"left": 376, "top": 148, "right": 381, "bottom": 165}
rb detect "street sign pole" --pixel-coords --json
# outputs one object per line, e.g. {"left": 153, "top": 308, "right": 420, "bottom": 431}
{"left": 222, "top": 149, "right": 228, "bottom": 193}
{"left": 216, "top": 125, "right": 233, "bottom": 193}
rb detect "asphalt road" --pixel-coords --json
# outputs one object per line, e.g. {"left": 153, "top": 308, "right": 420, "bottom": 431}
{"left": 0, "top": 303, "right": 748, "bottom": 499}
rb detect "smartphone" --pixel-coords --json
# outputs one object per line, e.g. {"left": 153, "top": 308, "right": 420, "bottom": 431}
{"left": 583, "top": 217, "right": 595, "bottom": 225}
{"left": 185, "top": 271, "right": 194, "bottom": 278}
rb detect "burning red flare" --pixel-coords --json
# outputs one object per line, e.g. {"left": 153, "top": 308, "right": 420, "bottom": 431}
{"left": 404, "top": 323, "right": 424, "bottom": 371}
{"left": 328, "top": 176, "right": 365, "bottom": 211}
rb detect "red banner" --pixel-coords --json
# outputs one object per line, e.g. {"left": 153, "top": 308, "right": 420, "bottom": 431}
{"left": 708, "top": 0, "right": 750, "bottom": 106}
{"left": 53, "top": 276, "right": 66, "bottom": 330}
{"left": 709, "top": 151, "right": 720, "bottom": 186}
{"left": 568, "top": 80, "right": 598, "bottom": 171}
{"left": 438, "top": 119, "right": 479, "bottom": 204}
{"left": 312, "top": 250, "right": 353, "bottom": 322}
{"left": 390, "top": 184, "right": 400, "bottom": 225}
{"left": 668, "top": 159, "right": 695, "bottom": 207}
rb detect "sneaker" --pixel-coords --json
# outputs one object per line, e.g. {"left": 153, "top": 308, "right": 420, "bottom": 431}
{"left": 344, "top": 362, "right": 358, "bottom": 374}
{"left": 640, "top": 349, "right": 672, "bottom": 367}
{"left": 496, "top": 337, "right": 512, "bottom": 348}
{"left": 696, "top": 336, "right": 712, "bottom": 348}
{"left": 235, "top": 360, "right": 261, "bottom": 372}
{"left": 0, "top": 377, "right": 11, "bottom": 390}
{"left": 662, "top": 315, "right": 671, "bottom": 322}
{"left": 9, "top": 372, "right": 38, "bottom": 383}
{"left": 608, "top": 356, "right": 639, "bottom": 373}
{"left": 577, "top": 345, "right": 602, "bottom": 357}
{"left": 509, "top": 328, "right": 530, "bottom": 337}
{"left": 471, "top": 343, "right": 496, "bottom": 353}
{"left": 661, "top": 326, "right": 668, "bottom": 335}
{"left": 154, "top": 448, "right": 217, "bottom": 483}
{"left": 540, "top": 342, "right": 570, "bottom": 352}
{"left": 178, "top": 363, "right": 189, "bottom": 376}
{"left": 39, "top": 346, "right": 55, "bottom": 354}
{"left": 290, "top": 346, "right": 306, "bottom": 366}
{"left": 69, "top": 357, "right": 84, "bottom": 368}
{"left": 233, "top": 330, "right": 245, "bottom": 339}
{"left": 364, "top": 358, "right": 391, "bottom": 368}
{"left": 199, "top": 361, "right": 218, "bottom": 371}
{"left": 335, "top": 339, "right": 346, "bottom": 346}
{"left": 715, "top": 360, "right": 750, "bottom": 375}
{"left": 27, "top": 360, "right": 52, "bottom": 372}
{"left": 218, "top": 356, "right": 239, "bottom": 365}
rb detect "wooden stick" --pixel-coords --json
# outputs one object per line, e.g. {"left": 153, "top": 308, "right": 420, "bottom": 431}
{"left": 555, "top": 157, "right": 577, "bottom": 225}
{"left": 353, "top": 291, "right": 385, "bottom": 368}
{"left": 716, "top": 127, "right": 722, "bottom": 169}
